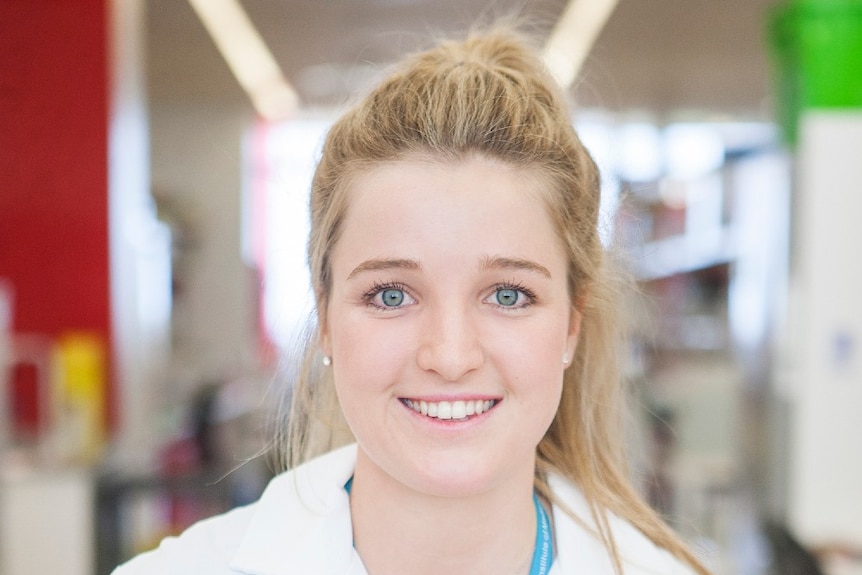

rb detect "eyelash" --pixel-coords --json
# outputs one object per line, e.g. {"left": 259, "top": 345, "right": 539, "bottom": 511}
{"left": 490, "top": 281, "right": 538, "bottom": 309}
{"left": 362, "top": 281, "right": 412, "bottom": 310}
{"left": 361, "top": 281, "right": 538, "bottom": 311}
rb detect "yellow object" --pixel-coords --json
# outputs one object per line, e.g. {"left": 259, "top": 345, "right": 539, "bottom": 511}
{"left": 55, "top": 332, "right": 106, "bottom": 463}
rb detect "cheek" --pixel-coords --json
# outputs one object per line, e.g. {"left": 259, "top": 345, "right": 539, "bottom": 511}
{"left": 484, "top": 321, "right": 567, "bottom": 419}
{"left": 487, "top": 317, "right": 570, "bottom": 371}
{"left": 330, "top": 314, "right": 414, "bottom": 391}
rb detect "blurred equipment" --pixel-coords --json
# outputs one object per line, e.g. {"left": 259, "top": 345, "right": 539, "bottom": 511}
{"left": 762, "top": 521, "right": 825, "bottom": 575}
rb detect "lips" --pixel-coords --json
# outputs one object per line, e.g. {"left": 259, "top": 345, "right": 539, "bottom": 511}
{"left": 402, "top": 398, "right": 498, "bottom": 421}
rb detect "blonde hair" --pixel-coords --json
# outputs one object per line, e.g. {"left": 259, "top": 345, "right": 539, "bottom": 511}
{"left": 279, "top": 27, "right": 709, "bottom": 575}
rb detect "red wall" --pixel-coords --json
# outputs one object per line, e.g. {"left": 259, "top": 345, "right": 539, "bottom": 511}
{"left": 0, "top": 1, "right": 112, "bottom": 433}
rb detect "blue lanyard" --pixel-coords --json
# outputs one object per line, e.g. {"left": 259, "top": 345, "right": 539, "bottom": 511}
{"left": 344, "top": 479, "right": 554, "bottom": 574}
{"left": 530, "top": 492, "right": 554, "bottom": 575}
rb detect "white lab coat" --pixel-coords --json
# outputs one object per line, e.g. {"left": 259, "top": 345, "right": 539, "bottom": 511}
{"left": 112, "top": 444, "right": 696, "bottom": 574}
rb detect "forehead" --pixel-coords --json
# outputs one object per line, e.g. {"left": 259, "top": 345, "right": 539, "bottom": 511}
{"left": 345, "top": 153, "right": 553, "bottom": 213}
{"left": 331, "top": 155, "right": 567, "bottom": 269}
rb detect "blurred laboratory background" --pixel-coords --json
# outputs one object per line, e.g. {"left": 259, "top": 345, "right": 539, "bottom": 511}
{"left": 1, "top": 0, "right": 861, "bottom": 574}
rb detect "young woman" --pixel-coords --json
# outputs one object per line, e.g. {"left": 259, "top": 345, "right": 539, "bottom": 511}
{"left": 114, "top": 28, "right": 711, "bottom": 575}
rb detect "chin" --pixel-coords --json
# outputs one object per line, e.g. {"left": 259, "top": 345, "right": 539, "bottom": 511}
{"left": 411, "top": 472, "right": 497, "bottom": 499}
{"left": 399, "top": 453, "right": 518, "bottom": 499}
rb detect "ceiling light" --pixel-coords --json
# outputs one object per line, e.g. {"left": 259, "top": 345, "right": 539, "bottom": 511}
{"left": 187, "top": 0, "right": 299, "bottom": 120}
{"left": 543, "top": 0, "right": 620, "bottom": 90}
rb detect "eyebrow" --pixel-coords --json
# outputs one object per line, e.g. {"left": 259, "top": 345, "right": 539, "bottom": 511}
{"left": 346, "top": 255, "right": 552, "bottom": 280}
{"left": 347, "top": 258, "right": 421, "bottom": 280}
{"left": 481, "top": 255, "right": 552, "bottom": 279}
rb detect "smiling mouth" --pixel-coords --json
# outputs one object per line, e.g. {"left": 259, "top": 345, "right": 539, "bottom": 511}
{"left": 402, "top": 398, "right": 498, "bottom": 421}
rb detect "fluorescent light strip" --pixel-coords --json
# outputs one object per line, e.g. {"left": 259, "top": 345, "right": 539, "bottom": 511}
{"left": 187, "top": 0, "right": 299, "bottom": 120}
{"left": 543, "top": 0, "right": 620, "bottom": 90}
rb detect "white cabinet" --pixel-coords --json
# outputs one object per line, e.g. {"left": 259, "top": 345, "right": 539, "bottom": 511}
{"left": 0, "top": 467, "right": 94, "bottom": 575}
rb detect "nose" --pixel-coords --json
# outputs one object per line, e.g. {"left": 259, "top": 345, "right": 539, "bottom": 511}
{"left": 416, "top": 304, "right": 484, "bottom": 382}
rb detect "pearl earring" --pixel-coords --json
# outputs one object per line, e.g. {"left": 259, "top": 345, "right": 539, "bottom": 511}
{"left": 562, "top": 353, "right": 569, "bottom": 365}
{"left": 322, "top": 355, "right": 332, "bottom": 367}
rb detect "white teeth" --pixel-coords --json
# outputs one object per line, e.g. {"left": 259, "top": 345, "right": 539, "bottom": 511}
{"left": 451, "top": 401, "right": 466, "bottom": 419}
{"left": 404, "top": 399, "right": 496, "bottom": 420}
{"left": 437, "top": 402, "right": 452, "bottom": 420}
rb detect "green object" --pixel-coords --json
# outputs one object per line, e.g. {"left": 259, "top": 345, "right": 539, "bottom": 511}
{"left": 768, "top": 0, "right": 862, "bottom": 142}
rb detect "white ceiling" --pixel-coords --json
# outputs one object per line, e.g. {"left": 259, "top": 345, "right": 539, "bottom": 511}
{"left": 147, "top": 0, "right": 779, "bottom": 120}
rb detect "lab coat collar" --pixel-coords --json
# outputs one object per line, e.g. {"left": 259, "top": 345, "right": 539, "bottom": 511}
{"left": 547, "top": 473, "right": 685, "bottom": 575}
{"left": 228, "top": 444, "right": 597, "bottom": 575}
{"left": 229, "top": 444, "right": 677, "bottom": 575}
{"left": 230, "top": 443, "right": 366, "bottom": 575}
{"left": 547, "top": 472, "right": 610, "bottom": 573}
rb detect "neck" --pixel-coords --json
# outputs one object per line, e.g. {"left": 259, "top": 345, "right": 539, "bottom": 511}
{"left": 349, "top": 451, "right": 538, "bottom": 575}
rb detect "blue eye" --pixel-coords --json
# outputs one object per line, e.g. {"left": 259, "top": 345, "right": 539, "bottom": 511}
{"left": 486, "top": 283, "right": 536, "bottom": 310}
{"left": 380, "top": 288, "right": 405, "bottom": 307}
{"left": 364, "top": 282, "right": 415, "bottom": 311}
{"left": 495, "top": 288, "right": 519, "bottom": 307}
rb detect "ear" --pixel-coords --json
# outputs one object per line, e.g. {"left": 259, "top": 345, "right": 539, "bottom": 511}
{"left": 564, "top": 306, "right": 582, "bottom": 366}
{"left": 316, "top": 291, "right": 332, "bottom": 356}
{"left": 318, "top": 327, "right": 331, "bottom": 357}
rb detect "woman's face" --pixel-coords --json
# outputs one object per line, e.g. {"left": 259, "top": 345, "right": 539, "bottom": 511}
{"left": 321, "top": 155, "right": 581, "bottom": 498}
